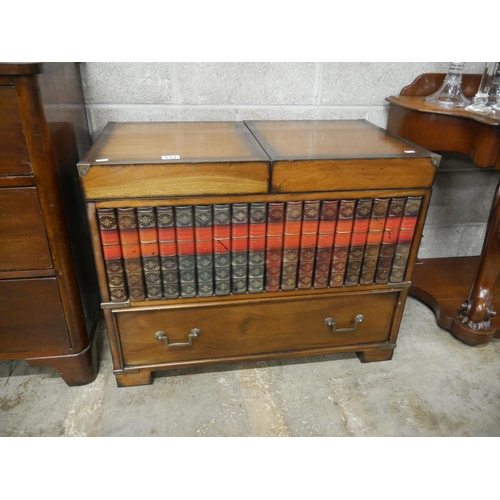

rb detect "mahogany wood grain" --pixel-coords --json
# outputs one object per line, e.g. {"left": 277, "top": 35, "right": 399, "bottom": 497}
{"left": 411, "top": 257, "right": 500, "bottom": 337}
{"left": 115, "top": 290, "right": 398, "bottom": 366}
{"left": 0, "top": 187, "right": 53, "bottom": 271}
{"left": 271, "top": 158, "right": 436, "bottom": 193}
{"left": 0, "top": 278, "right": 70, "bottom": 353}
{"left": 245, "top": 119, "right": 434, "bottom": 160}
{"left": 0, "top": 86, "right": 31, "bottom": 175}
{"left": 80, "top": 161, "right": 270, "bottom": 200}
{"left": 0, "top": 175, "right": 35, "bottom": 187}
{"left": 82, "top": 122, "right": 270, "bottom": 165}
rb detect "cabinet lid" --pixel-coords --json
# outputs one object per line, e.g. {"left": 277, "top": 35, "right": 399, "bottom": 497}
{"left": 80, "top": 122, "right": 270, "bottom": 165}
{"left": 245, "top": 119, "right": 438, "bottom": 161}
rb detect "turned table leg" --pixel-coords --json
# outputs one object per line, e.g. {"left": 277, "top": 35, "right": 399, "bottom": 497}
{"left": 451, "top": 180, "right": 500, "bottom": 345}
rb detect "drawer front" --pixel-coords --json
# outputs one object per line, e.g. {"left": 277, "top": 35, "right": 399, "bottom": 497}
{"left": 80, "top": 162, "right": 270, "bottom": 199}
{"left": 0, "top": 86, "right": 31, "bottom": 176}
{"left": 271, "top": 158, "right": 436, "bottom": 193}
{"left": 0, "top": 187, "right": 53, "bottom": 271}
{"left": 116, "top": 290, "right": 399, "bottom": 366}
{"left": 0, "top": 278, "right": 70, "bottom": 354}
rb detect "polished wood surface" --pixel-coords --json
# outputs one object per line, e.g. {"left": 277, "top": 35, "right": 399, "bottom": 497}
{"left": 245, "top": 120, "right": 434, "bottom": 159}
{"left": 0, "top": 187, "right": 53, "bottom": 271}
{"left": 0, "top": 63, "right": 99, "bottom": 384}
{"left": 0, "top": 87, "right": 31, "bottom": 175}
{"left": 82, "top": 121, "right": 270, "bottom": 165}
{"left": 0, "top": 278, "right": 70, "bottom": 354}
{"left": 80, "top": 161, "right": 270, "bottom": 199}
{"left": 116, "top": 290, "right": 398, "bottom": 366}
{"left": 271, "top": 158, "right": 437, "bottom": 193}
{"left": 386, "top": 73, "right": 500, "bottom": 345}
{"left": 411, "top": 257, "right": 500, "bottom": 337}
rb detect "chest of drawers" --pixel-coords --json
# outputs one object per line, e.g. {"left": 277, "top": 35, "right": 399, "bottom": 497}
{"left": 0, "top": 63, "right": 100, "bottom": 385}
{"left": 78, "top": 120, "right": 439, "bottom": 387}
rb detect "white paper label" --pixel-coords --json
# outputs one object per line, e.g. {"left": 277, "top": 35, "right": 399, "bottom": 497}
{"left": 161, "top": 155, "right": 181, "bottom": 160}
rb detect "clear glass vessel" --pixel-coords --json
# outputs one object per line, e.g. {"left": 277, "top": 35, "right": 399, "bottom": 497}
{"left": 466, "top": 62, "right": 497, "bottom": 115}
{"left": 488, "top": 63, "right": 500, "bottom": 111}
{"left": 426, "top": 62, "right": 471, "bottom": 108}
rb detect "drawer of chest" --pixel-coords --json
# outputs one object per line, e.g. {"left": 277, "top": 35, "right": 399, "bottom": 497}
{"left": 114, "top": 290, "right": 399, "bottom": 366}
{"left": 0, "top": 187, "right": 53, "bottom": 271}
{"left": 0, "top": 86, "right": 31, "bottom": 176}
{"left": 0, "top": 277, "right": 70, "bottom": 354}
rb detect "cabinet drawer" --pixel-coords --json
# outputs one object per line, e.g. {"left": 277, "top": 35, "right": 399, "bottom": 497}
{"left": 115, "top": 290, "right": 399, "bottom": 366}
{"left": 0, "top": 86, "right": 31, "bottom": 176}
{"left": 0, "top": 187, "right": 52, "bottom": 271}
{"left": 0, "top": 278, "right": 70, "bottom": 354}
{"left": 271, "top": 158, "right": 437, "bottom": 193}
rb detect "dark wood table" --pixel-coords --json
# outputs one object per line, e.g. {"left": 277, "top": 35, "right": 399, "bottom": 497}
{"left": 386, "top": 73, "right": 500, "bottom": 345}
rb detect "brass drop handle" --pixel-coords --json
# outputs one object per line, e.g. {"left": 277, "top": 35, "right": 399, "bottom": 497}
{"left": 324, "top": 314, "right": 364, "bottom": 333}
{"left": 155, "top": 328, "right": 201, "bottom": 347}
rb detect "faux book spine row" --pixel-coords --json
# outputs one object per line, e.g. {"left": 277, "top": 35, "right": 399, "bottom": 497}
{"left": 96, "top": 196, "right": 422, "bottom": 302}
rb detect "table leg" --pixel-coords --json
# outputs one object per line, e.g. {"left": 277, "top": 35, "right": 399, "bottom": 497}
{"left": 451, "top": 180, "right": 500, "bottom": 345}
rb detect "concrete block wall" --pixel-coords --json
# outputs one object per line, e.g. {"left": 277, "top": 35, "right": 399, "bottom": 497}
{"left": 80, "top": 62, "right": 499, "bottom": 259}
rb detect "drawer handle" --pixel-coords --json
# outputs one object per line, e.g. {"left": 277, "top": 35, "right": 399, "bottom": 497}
{"left": 155, "top": 328, "right": 201, "bottom": 347}
{"left": 324, "top": 314, "right": 364, "bottom": 333}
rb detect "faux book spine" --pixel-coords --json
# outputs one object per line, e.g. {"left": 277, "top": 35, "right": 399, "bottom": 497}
{"left": 175, "top": 206, "right": 197, "bottom": 298}
{"left": 313, "top": 200, "right": 338, "bottom": 289}
{"left": 248, "top": 202, "right": 266, "bottom": 293}
{"left": 375, "top": 197, "right": 405, "bottom": 284}
{"left": 297, "top": 200, "right": 320, "bottom": 289}
{"left": 231, "top": 203, "right": 249, "bottom": 294}
{"left": 281, "top": 201, "right": 303, "bottom": 291}
{"left": 265, "top": 202, "right": 285, "bottom": 292}
{"left": 194, "top": 205, "right": 214, "bottom": 297}
{"left": 329, "top": 199, "right": 355, "bottom": 287}
{"left": 117, "top": 208, "right": 146, "bottom": 301}
{"left": 157, "top": 206, "right": 180, "bottom": 299}
{"left": 389, "top": 196, "right": 422, "bottom": 282}
{"left": 97, "top": 208, "right": 128, "bottom": 302}
{"left": 214, "top": 204, "right": 231, "bottom": 296}
{"left": 345, "top": 199, "right": 372, "bottom": 286}
{"left": 137, "top": 207, "right": 162, "bottom": 300}
{"left": 359, "top": 198, "right": 389, "bottom": 285}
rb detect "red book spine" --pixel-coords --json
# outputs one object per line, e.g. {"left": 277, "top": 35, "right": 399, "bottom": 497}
{"left": 281, "top": 201, "right": 303, "bottom": 291}
{"left": 194, "top": 205, "right": 214, "bottom": 297}
{"left": 248, "top": 202, "right": 266, "bottom": 293}
{"left": 313, "top": 200, "right": 338, "bottom": 289}
{"left": 214, "top": 204, "right": 231, "bottom": 296}
{"left": 375, "top": 197, "right": 405, "bottom": 284}
{"left": 329, "top": 199, "right": 355, "bottom": 287}
{"left": 359, "top": 198, "right": 390, "bottom": 285}
{"left": 97, "top": 208, "right": 128, "bottom": 302}
{"left": 345, "top": 199, "right": 373, "bottom": 286}
{"left": 231, "top": 203, "right": 249, "bottom": 294}
{"left": 137, "top": 207, "right": 162, "bottom": 300}
{"left": 297, "top": 200, "right": 320, "bottom": 289}
{"left": 265, "top": 202, "right": 285, "bottom": 292}
{"left": 175, "top": 205, "right": 197, "bottom": 297}
{"left": 157, "top": 206, "right": 179, "bottom": 298}
{"left": 117, "top": 208, "right": 146, "bottom": 301}
{"left": 389, "top": 196, "right": 422, "bottom": 282}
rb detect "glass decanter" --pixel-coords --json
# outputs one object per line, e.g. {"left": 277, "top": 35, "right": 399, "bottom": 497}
{"left": 487, "top": 63, "right": 500, "bottom": 111}
{"left": 465, "top": 62, "right": 497, "bottom": 115}
{"left": 426, "top": 62, "right": 471, "bottom": 108}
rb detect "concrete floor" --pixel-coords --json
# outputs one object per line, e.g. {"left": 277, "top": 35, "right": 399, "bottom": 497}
{"left": 1, "top": 296, "right": 499, "bottom": 437}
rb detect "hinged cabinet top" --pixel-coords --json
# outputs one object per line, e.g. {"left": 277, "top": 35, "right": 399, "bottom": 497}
{"left": 245, "top": 119, "right": 436, "bottom": 160}
{"left": 81, "top": 121, "right": 270, "bottom": 165}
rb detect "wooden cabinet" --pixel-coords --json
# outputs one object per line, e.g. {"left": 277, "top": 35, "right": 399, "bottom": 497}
{"left": 0, "top": 63, "right": 100, "bottom": 386}
{"left": 79, "top": 120, "right": 439, "bottom": 387}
